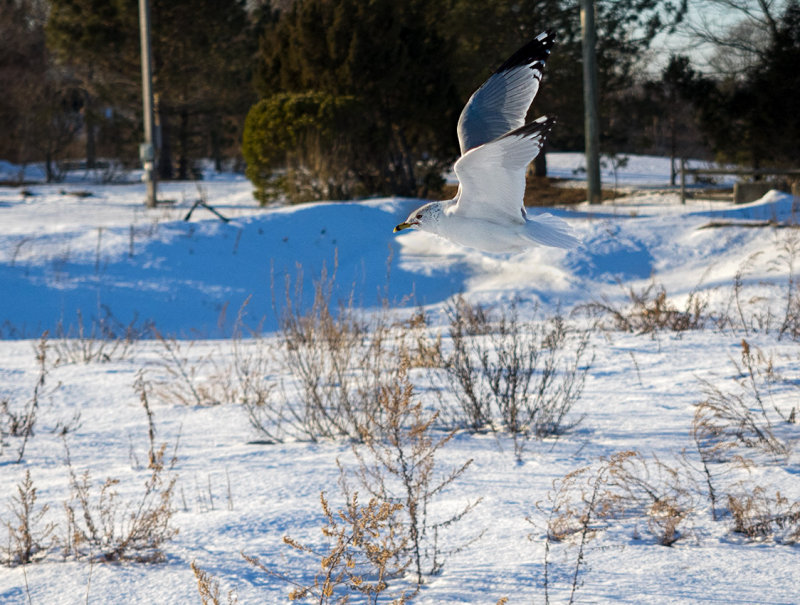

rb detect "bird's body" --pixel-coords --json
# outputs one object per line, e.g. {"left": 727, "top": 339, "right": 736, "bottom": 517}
{"left": 414, "top": 198, "right": 573, "bottom": 254}
{"left": 394, "top": 30, "right": 578, "bottom": 254}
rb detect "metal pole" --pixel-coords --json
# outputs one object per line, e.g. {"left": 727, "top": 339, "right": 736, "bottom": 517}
{"left": 139, "top": 0, "right": 157, "bottom": 208}
{"left": 580, "top": 0, "right": 602, "bottom": 204}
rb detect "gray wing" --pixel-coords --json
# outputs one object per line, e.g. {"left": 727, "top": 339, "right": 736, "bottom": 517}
{"left": 456, "top": 30, "right": 555, "bottom": 155}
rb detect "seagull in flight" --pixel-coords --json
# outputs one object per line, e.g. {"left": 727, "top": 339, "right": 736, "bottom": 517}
{"left": 394, "top": 31, "right": 578, "bottom": 253}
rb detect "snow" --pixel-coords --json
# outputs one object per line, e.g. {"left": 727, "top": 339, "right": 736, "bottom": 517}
{"left": 1, "top": 154, "right": 799, "bottom": 604}
{"left": 542, "top": 152, "right": 737, "bottom": 187}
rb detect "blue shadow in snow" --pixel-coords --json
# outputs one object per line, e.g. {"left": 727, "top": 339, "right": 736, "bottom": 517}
{"left": 566, "top": 222, "right": 653, "bottom": 282}
{"left": 0, "top": 200, "right": 465, "bottom": 338}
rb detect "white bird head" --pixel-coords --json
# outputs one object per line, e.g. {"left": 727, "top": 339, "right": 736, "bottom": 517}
{"left": 393, "top": 201, "right": 443, "bottom": 234}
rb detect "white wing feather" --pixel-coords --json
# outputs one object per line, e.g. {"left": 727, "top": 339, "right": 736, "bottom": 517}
{"left": 452, "top": 116, "right": 555, "bottom": 224}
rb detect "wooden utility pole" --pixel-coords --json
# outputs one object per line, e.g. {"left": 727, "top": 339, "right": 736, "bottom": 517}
{"left": 139, "top": 0, "right": 157, "bottom": 208}
{"left": 580, "top": 0, "right": 602, "bottom": 204}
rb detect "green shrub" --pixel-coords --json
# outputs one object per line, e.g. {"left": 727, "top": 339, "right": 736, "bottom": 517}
{"left": 242, "top": 91, "right": 367, "bottom": 204}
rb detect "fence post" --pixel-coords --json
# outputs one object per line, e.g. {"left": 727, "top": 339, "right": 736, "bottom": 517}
{"left": 680, "top": 158, "right": 686, "bottom": 205}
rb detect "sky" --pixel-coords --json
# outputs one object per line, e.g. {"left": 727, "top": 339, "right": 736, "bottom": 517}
{"left": 641, "top": 0, "right": 781, "bottom": 76}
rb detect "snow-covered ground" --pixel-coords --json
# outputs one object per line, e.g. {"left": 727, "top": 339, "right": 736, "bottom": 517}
{"left": 1, "top": 154, "right": 799, "bottom": 604}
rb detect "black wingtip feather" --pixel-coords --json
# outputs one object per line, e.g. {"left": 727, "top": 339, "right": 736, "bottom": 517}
{"left": 496, "top": 30, "right": 556, "bottom": 74}
{"left": 504, "top": 116, "right": 557, "bottom": 142}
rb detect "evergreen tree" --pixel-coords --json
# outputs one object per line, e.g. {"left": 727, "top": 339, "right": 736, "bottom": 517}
{"left": 0, "top": 0, "right": 47, "bottom": 167}
{"left": 148, "top": 0, "right": 254, "bottom": 178}
{"left": 254, "top": 0, "right": 459, "bottom": 197}
{"left": 747, "top": 0, "right": 800, "bottom": 166}
{"left": 1, "top": 0, "right": 82, "bottom": 180}
{"left": 46, "top": 0, "right": 140, "bottom": 167}
{"left": 46, "top": 0, "right": 254, "bottom": 178}
{"left": 691, "top": 1, "right": 800, "bottom": 168}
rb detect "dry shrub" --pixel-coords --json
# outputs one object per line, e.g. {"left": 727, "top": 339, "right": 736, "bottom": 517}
{"left": 542, "top": 452, "right": 695, "bottom": 547}
{"left": 535, "top": 463, "right": 605, "bottom": 605}
{"left": 248, "top": 263, "right": 409, "bottom": 443}
{"left": 399, "top": 309, "right": 442, "bottom": 369}
{"left": 134, "top": 371, "right": 163, "bottom": 470}
{"left": 191, "top": 560, "right": 239, "bottom": 605}
{"left": 51, "top": 309, "right": 147, "bottom": 365}
{"left": 64, "top": 456, "right": 177, "bottom": 562}
{"left": 691, "top": 343, "right": 800, "bottom": 544}
{"left": 1, "top": 334, "right": 52, "bottom": 463}
{"left": 231, "top": 335, "right": 279, "bottom": 441}
{"left": 694, "top": 340, "right": 794, "bottom": 464}
{"left": 63, "top": 450, "right": 177, "bottom": 562}
{"left": 539, "top": 466, "right": 601, "bottom": 544}
{"left": 244, "top": 492, "right": 409, "bottom": 604}
{"left": 342, "top": 354, "right": 479, "bottom": 587}
{"left": 62, "top": 423, "right": 178, "bottom": 562}
{"left": 534, "top": 453, "right": 698, "bottom": 605}
{"left": 279, "top": 264, "right": 380, "bottom": 440}
{"left": 733, "top": 339, "right": 798, "bottom": 424}
{"left": 219, "top": 302, "right": 279, "bottom": 440}
{"left": 717, "top": 234, "right": 800, "bottom": 338}
{"left": 447, "top": 295, "right": 491, "bottom": 336}
{"left": 149, "top": 300, "right": 274, "bottom": 411}
{"left": 721, "top": 251, "right": 767, "bottom": 336}
{"left": 152, "top": 334, "right": 228, "bottom": 407}
{"left": 774, "top": 233, "right": 800, "bottom": 340}
{"left": 1, "top": 470, "right": 57, "bottom": 566}
{"left": 443, "top": 297, "right": 591, "bottom": 456}
{"left": 727, "top": 486, "right": 800, "bottom": 543}
{"left": 693, "top": 390, "right": 786, "bottom": 461}
{"left": 579, "top": 281, "right": 708, "bottom": 335}
{"left": 597, "top": 451, "right": 696, "bottom": 546}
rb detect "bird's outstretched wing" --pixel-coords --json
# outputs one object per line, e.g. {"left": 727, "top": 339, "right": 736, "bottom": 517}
{"left": 452, "top": 116, "right": 555, "bottom": 224}
{"left": 456, "top": 30, "right": 554, "bottom": 155}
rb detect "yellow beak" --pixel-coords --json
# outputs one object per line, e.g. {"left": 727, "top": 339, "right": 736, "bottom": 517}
{"left": 393, "top": 222, "right": 413, "bottom": 233}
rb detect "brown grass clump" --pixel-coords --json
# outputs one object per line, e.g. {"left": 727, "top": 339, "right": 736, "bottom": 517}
{"left": 342, "top": 353, "right": 479, "bottom": 587}
{"left": 535, "top": 463, "right": 605, "bottom": 605}
{"left": 1, "top": 333, "right": 52, "bottom": 463}
{"left": 535, "top": 451, "right": 698, "bottom": 604}
{"left": 191, "top": 560, "right": 239, "bottom": 605}
{"left": 398, "top": 309, "right": 443, "bottom": 369}
{"left": 597, "top": 452, "right": 696, "bottom": 546}
{"left": 727, "top": 486, "right": 800, "bottom": 543}
{"left": 542, "top": 452, "right": 696, "bottom": 547}
{"left": 61, "top": 393, "right": 179, "bottom": 563}
{"left": 62, "top": 442, "right": 178, "bottom": 562}
{"left": 690, "top": 340, "right": 799, "bottom": 543}
{"left": 579, "top": 281, "right": 708, "bottom": 335}
{"left": 1, "top": 470, "right": 57, "bottom": 566}
{"left": 244, "top": 492, "right": 409, "bottom": 604}
{"left": 693, "top": 340, "right": 793, "bottom": 465}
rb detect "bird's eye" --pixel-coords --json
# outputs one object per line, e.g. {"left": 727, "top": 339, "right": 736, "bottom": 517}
{"left": 416, "top": 214, "right": 422, "bottom": 219}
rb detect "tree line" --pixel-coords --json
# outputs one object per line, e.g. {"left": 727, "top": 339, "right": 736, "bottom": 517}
{"left": 0, "top": 0, "right": 798, "bottom": 201}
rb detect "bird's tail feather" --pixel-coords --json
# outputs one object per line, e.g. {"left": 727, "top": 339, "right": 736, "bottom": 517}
{"left": 524, "top": 213, "right": 579, "bottom": 249}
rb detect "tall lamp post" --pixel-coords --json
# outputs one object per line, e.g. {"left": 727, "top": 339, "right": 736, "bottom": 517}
{"left": 139, "top": 0, "right": 157, "bottom": 208}
{"left": 580, "top": 0, "right": 602, "bottom": 204}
